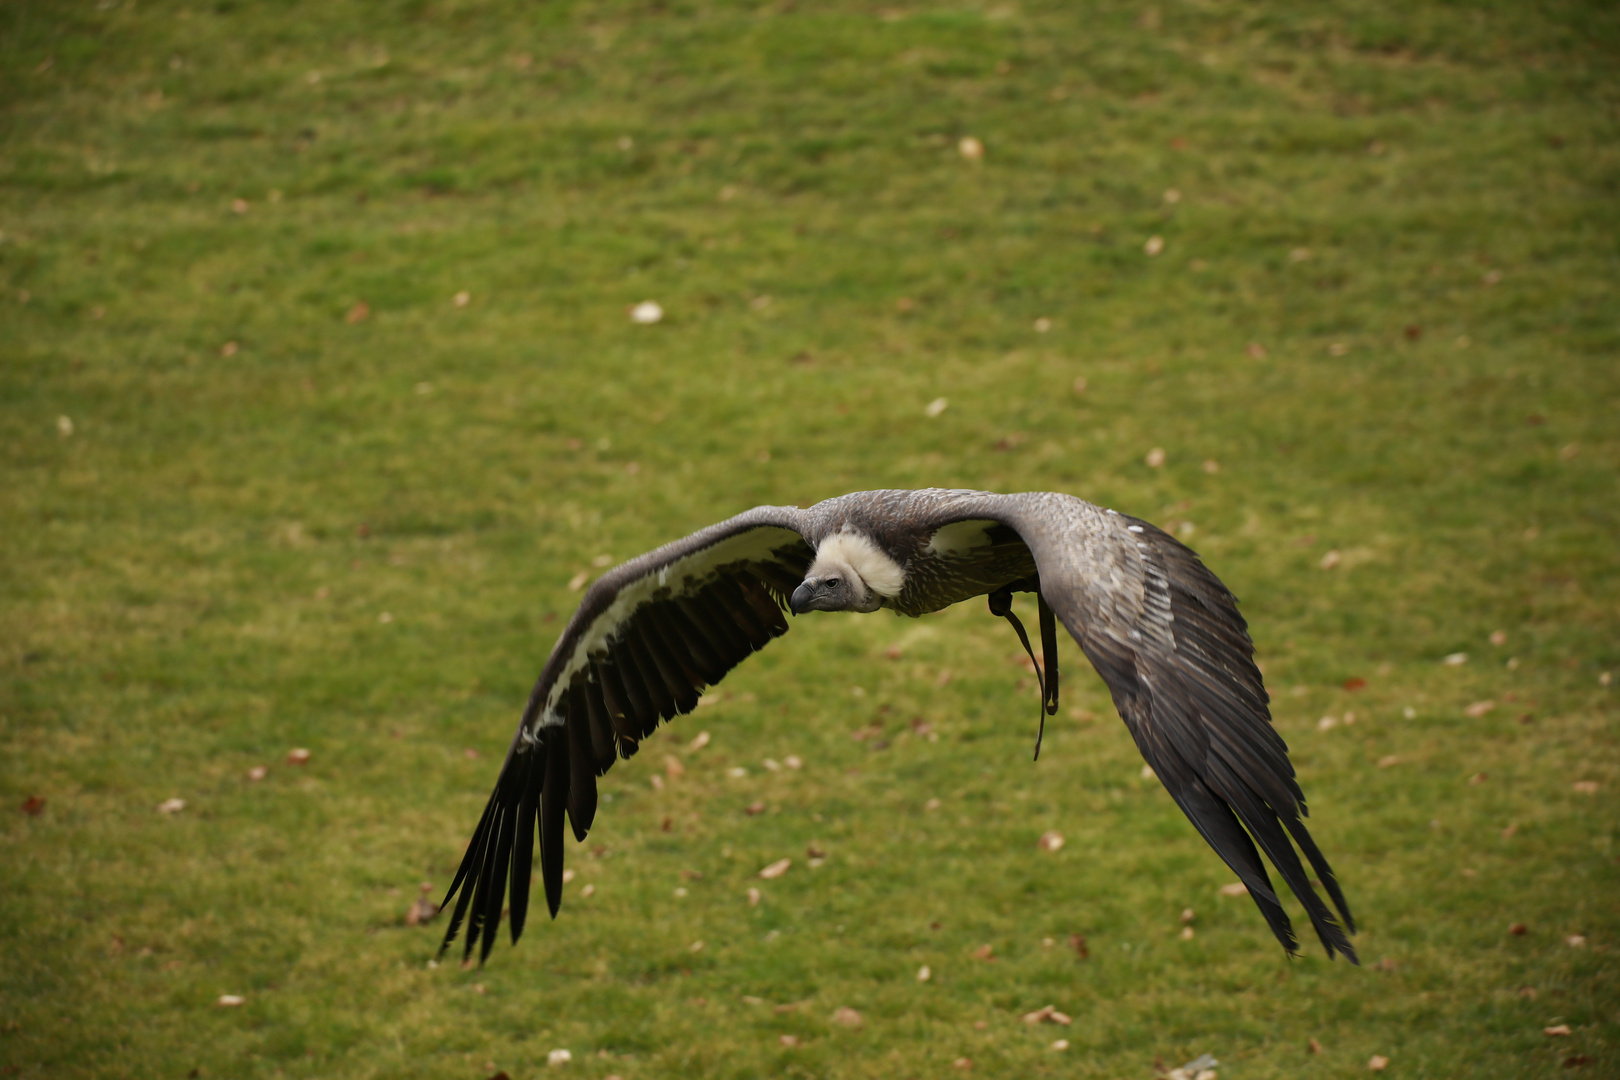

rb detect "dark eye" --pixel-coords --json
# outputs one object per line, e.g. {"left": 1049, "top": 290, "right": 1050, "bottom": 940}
{"left": 824, "top": 577, "right": 840, "bottom": 589}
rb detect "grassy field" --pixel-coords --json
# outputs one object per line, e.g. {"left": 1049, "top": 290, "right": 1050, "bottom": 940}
{"left": 2, "top": 0, "right": 1617, "bottom": 1076}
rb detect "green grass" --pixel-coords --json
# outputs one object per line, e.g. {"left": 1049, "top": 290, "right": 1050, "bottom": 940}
{"left": 2, "top": 0, "right": 1617, "bottom": 1076}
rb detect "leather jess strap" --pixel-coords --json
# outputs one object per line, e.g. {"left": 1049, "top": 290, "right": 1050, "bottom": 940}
{"left": 987, "top": 585, "right": 1061, "bottom": 760}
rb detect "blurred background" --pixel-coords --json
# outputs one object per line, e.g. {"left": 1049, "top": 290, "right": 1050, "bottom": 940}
{"left": 1, "top": 1, "right": 1616, "bottom": 1077}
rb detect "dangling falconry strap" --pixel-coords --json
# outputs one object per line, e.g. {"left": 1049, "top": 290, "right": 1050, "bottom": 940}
{"left": 988, "top": 584, "right": 1061, "bottom": 760}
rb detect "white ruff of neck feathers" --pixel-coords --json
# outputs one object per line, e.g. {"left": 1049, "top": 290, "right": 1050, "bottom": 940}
{"left": 814, "top": 530, "right": 905, "bottom": 597}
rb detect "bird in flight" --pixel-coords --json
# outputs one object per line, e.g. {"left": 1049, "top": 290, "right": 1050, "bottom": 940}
{"left": 437, "top": 489, "right": 1356, "bottom": 966}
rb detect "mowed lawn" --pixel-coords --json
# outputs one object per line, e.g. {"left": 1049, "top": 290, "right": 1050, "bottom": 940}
{"left": 2, "top": 1, "right": 1617, "bottom": 1077}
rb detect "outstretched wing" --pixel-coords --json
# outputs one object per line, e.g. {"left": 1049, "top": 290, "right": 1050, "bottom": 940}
{"left": 438, "top": 506, "right": 814, "bottom": 964}
{"left": 916, "top": 491, "right": 1357, "bottom": 962}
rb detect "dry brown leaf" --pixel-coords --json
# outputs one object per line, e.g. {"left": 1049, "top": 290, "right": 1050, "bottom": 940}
{"left": 1343, "top": 676, "right": 1367, "bottom": 691}
{"left": 1037, "top": 830, "right": 1065, "bottom": 852}
{"left": 580, "top": 884, "right": 594, "bottom": 898}
{"left": 1565, "top": 935, "right": 1586, "bottom": 947}
{"left": 779, "top": 1035, "right": 799, "bottom": 1048}
{"left": 1144, "top": 235, "right": 1164, "bottom": 256}
{"left": 663, "top": 755, "right": 685, "bottom": 778}
{"left": 1444, "top": 652, "right": 1469, "bottom": 666}
{"left": 1544, "top": 1025, "right": 1572, "bottom": 1037}
{"left": 1572, "top": 781, "right": 1599, "bottom": 794}
{"left": 1489, "top": 630, "right": 1507, "bottom": 646}
{"left": 1246, "top": 342, "right": 1267, "bottom": 359}
{"left": 688, "top": 940, "right": 704, "bottom": 953}
{"left": 925, "top": 397, "right": 948, "bottom": 418}
{"left": 1308, "top": 1038, "right": 1323, "bottom": 1055}
{"left": 958, "top": 136, "right": 984, "bottom": 161}
{"left": 1144, "top": 447, "right": 1166, "bottom": 468}
{"left": 1320, "top": 550, "right": 1342, "bottom": 570}
{"left": 1378, "top": 755, "right": 1400, "bottom": 768}
{"left": 345, "top": 301, "right": 369, "bottom": 324}
{"left": 247, "top": 766, "right": 267, "bottom": 781}
{"left": 759, "top": 858, "right": 791, "bottom": 880}
{"left": 1033, "top": 317, "right": 1052, "bottom": 333}
{"left": 1219, "top": 882, "right": 1248, "bottom": 897}
{"left": 216, "top": 994, "right": 245, "bottom": 1007}
{"left": 972, "top": 943, "right": 995, "bottom": 961}
{"left": 916, "top": 964, "right": 931, "bottom": 982}
{"left": 453, "top": 290, "right": 470, "bottom": 307}
{"left": 747, "top": 887, "right": 761, "bottom": 906}
{"left": 953, "top": 1058, "right": 973, "bottom": 1071}
{"left": 1509, "top": 923, "right": 1528, "bottom": 936}
{"left": 287, "top": 748, "right": 311, "bottom": 765}
{"left": 1179, "top": 926, "right": 1195, "bottom": 940}
{"left": 232, "top": 198, "right": 249, "bottom": 214}
{"left": 784, "top": 755, "right": 802, "bottom": 769}
{"left": 1202, "top": 459, "right": 1219, "bottom": 474}
{"left": 1518, "top": 986, "right": 1537, "bottom": 999}
{"left": 1368, "top": 1054, "right": 1389, "bottom": 1071}
{"left": 831, "top": 1006, "right": 863, "bottom": 1028}
{"left": 157, "top": 798, "right": 186, "bottom": 814}
{"left": 746, "top": 801, "right": 766, "bottom": 816}
{"left": 20, "top": 795, "right": 45, "bottom": 816}
{"left": 1464, "top": 700, "right": 1496, "bottom": 718}
{"left": 1069, "top": 933, "right": 1088, "bottom": 959}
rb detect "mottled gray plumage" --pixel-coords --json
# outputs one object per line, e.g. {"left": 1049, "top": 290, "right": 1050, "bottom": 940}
{"left": 438, "top": 489, "right": 1357, "bottom": 967}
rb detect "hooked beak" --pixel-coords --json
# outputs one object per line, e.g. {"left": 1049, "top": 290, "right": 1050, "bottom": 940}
{"left": 790, "top": 581, "right": 816, "bottom": 615}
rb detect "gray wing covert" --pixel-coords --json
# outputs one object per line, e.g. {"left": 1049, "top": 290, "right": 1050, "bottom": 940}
{"left": 438, "top": 506, "right": 815, "bottom": 964}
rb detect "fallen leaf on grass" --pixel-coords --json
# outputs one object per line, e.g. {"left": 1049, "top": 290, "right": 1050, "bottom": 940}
{"left": 747, "top": 887, "right": 760, "bottom": 906}
{"left": 1033, "top": 317, "right": 1052, "bottom": 333}
{"left": 831, "top": 1006, "right": 862, "bottom": 1028}
{"left": 1051, "top": 1039, "right": 1070, "bottom": 1050}
{"left": 1444, "top": 652, "right": 1468, "bottom": 666}
{"left": 1141, "top": 764, "right": 1156, "bottom": 780}
{"left": 745, "top": 801, "right": 765, "bottom": 816}
{"left": 1509, "top": 923, "right": 1528, "bottom": 936}
{"left": 566, "top": 570, "right": 589, "bottom": 591}
{"left": 580, "top": 884, "right": 594, "bottom": 898}
{"left": 687, "top": 731, "right": 710, "bottom": 751}
{"left": 453, "top": 290, "right": 470, "bottom": 307}
{"left": 1219, "top": 882, "right": 1248, "bottom": 897}
{"left": 1144, "top": 235, "right": 1164, "bottom": 257}
{"left": 216, "top": 994, "right": 245, "bottom": 1007}
{"left": 1564, "top": 1054, "right": 1592, "bottom": 1068}
{"left": 247, "top": 766, "right": 267, "bottom": 781}
{"left": 663, "top": 755, "right": 685, "bottom": 778}
{"left": 972, "top": 944, "right": 995, "bottom": 961}
{"left": 1246, "top": 342, "right": 1267, "bottom": 359}
{"left": 1377, "top": 755, "right": 1400, "bottom": 768}
{"left": 20, "top": 796, "right": 45, "bottom": 816}
{"left": 1070, "top": 934, "right": 1089, "bottom": 959}
{"left": 547, "top": 1048, "right": 572, "bottom": 1065}
{"left": 1468, "top": 772, "right": 1487, "bottom": 785}
{"left": 1343, "top": 676, "right": 1367, "bottom": 691}
{"left": 1465, "top": 700, "right": 1496, "bottom": 718}
{"left": 917, "top": 965, "right": 931, "bottom": 982}
{"left": 779, "top": 1035, "right": 799, "bottom": 1047}
{"left": 345, "top": 301, "right": 369, "bottom": 324}
{"left": 629, "top": 301, "right": 663, "bottom": 324}
{"left": 1144, "top": 447, "right": 1166, "bottom": 468}
{"left": 1374, "top": 958, "right": 1397, "bottom": 971}
{"left": 1037, "top": 830, "right": 1064, "bottom": 852}
{"left": 1308, "top": 1038, "right": 1323, "bottom": 1055}
{"left": 1180, "top": 926, "right": 1195, "bottom": 940}
{"left": 287, "top": 748, "right": 311, "bottom": 765}
{"left": 689, "top": 940, "right": 704, "bottom": 953}
{"left": 925, "top": 397, "right": 949, "bottom": 418}
{"left": 1565, "top": 935, "right": 1586, "bottom": 947}
{"left": 958, "top": 136, "right": 984, "bottom": 160}
{"left": 1572, "top": 781, "right": 1599, "bottom": 794}
{"left": 158, "top": 798, "right": 186, "bottom": 814}
{"left": 759, "top": 858, "right": 791, "bottom": 879}
{"left": 784, "top": 755, "right": 802, "bottom": 769}
{"left": 1021, "top": 1005, "right": 1072, "bottom": 1025}
{"left": 1544, "top": 1025, "right": 1572, "bottom": 1037}
{"left": 404, "top": 894, "right": 438, "bottom": 926}
{"left": 952, "top": 1058, "right": 972, "bottom": 1070}
{"left": 1368, "top": 1054, "right": 1389, "bottom": 1070}
{"left": 1202, "top": 459, "right": 1219, "bottom": 474}
{"left": 1319, "top": 549, "right": 1342, "bottom": 569}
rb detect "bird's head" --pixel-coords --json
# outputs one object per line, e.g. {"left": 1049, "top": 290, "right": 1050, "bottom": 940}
{"left": 790, "top": 557, "right": 885, "bottom": 615}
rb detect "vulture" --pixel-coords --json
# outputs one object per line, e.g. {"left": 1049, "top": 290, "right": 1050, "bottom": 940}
{"left": 437, "top": 488, "right": 1357, "bottom": 966}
